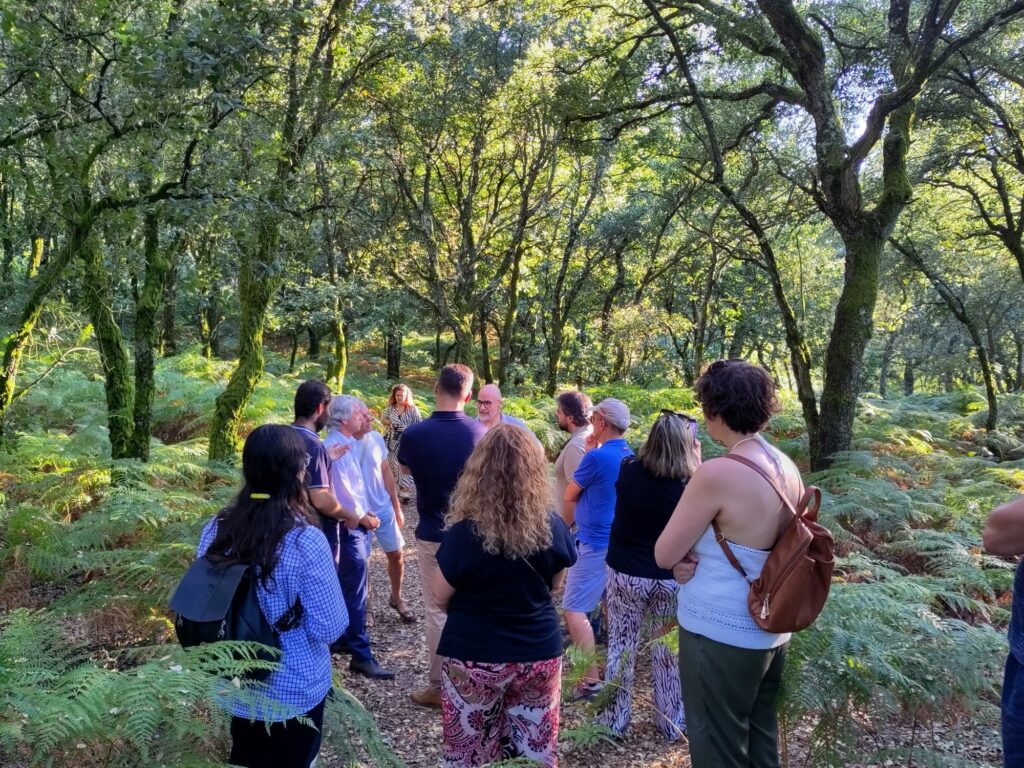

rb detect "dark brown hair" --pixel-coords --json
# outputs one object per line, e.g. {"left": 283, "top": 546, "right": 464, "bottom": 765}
{"left": 437, "top": 364, "right": 474, "bottom": 399}
{"left": 695, "top": 359, "right": 779, "bottom": 434}
{"left": 556, "top": 390, "right": 591, "bottom": 428}
{"left": 294, "top": 379, "right": 331, "bottom": 420}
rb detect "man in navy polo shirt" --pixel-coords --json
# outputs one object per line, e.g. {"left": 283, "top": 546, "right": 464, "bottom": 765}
{"left": 563, "top": 397, "right": 633, "bottom": 699}
{"left": 397, "top": 364, "right": 485, "bottom": 708}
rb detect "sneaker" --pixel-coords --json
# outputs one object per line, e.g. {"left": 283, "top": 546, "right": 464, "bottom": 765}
{"left": 409, "top": 687, "right": 442, "bottom": 708}
{"left": 349, "top": 658, "right": 395, "bottom": 680}
{"left": 571, "top": 680, "right": 604, "bottom": 702}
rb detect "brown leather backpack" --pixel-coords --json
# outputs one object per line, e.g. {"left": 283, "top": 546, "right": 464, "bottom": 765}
{"left": 711, "top": 454, "right": 835, "bottom": 633}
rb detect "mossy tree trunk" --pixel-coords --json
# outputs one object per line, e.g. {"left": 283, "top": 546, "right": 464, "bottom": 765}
{"left": 129, "top": 206, "right": 173, "bottom": 460}
{"left": 81, "top": 225, "right": 135, "bottom": 459}
{"left": 0, "top": 216, "right": 83, "bottom": 430}
{"left": 208, "top": 210, "right": 278, "bottom": 460}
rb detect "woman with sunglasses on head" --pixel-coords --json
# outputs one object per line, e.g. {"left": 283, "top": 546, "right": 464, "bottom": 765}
{"left": 196, "top": 424, "right": 347, "bottom": 768}
{"left": 594, "top": 409, "right": 700, "bottom": 741}
{"left": 656, "top": 359, "right": 805, "bottom": 768}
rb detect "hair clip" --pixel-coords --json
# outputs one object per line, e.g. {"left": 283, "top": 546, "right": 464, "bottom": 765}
{"left": 250, "top": 492, "right": 271, "bottom": 500}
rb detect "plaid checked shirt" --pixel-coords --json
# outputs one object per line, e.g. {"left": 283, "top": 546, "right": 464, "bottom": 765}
{"left": 198, "top": 518, "right": 347, "bottom": 721}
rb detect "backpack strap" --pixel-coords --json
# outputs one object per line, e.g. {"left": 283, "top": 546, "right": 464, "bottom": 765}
{"left": 710, "top": 453, "right": 800, "bottom": 585}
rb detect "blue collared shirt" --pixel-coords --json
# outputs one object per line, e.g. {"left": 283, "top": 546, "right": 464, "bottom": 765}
{"left": 572, "top": 437, "right": 634, "bottom": 548}
{"left": 198, "top": 518, "right": 347, "bottom": 721}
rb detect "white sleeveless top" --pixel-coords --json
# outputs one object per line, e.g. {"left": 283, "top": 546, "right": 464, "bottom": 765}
{"left": 676, "top": 437, "right": 791, "bottom": 650}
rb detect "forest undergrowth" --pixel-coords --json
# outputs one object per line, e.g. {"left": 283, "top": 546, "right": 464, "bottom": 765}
{"left": 0, "top": 345, "right": 1020, "bottom": 767}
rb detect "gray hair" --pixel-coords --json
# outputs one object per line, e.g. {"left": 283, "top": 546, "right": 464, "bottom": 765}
{"left": 327, "top": 394, "right": 364, "bottom": 430}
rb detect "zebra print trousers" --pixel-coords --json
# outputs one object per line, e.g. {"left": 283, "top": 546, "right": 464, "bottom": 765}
{"left": 595, "top": 567, "right": 685, "bottom": 740}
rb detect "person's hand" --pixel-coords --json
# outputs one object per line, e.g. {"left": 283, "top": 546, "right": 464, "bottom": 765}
{"left": 672, "top": 552, "right": 699, "bottom": 584}
{"left": 360, "top": 512, "right": 381, "bottom": 531}
{"left": 584, "top": 432, "right": 600, "bottom": 451}
{"left": 394, "top": 505, "right": 405, "bottom": 528}
{"left": 327, "top": 443, "right": 350, "bottom": 461}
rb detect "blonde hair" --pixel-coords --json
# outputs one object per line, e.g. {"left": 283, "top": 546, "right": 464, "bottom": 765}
{"left": 637, "top": 413, "right": 700, "bottom": 479}
{"left": 446, "top": 425, "right": 554, "bottom": 558}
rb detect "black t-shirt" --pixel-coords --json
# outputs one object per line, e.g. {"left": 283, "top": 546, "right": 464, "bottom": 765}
{"left": 396, "top": 411, "right": 486, "bottom": 542}
{"left": 606, "top": 458, "right": 687, "bottom": 580}
{"left": 436, "top": 514, "right": 578, "bottom": 663}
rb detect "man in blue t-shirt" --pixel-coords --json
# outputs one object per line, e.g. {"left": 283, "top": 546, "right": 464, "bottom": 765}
{"left": 397, "top": 364, "right": 486, "bottom": 708}
{"left": 984, "top": 495, "right": 1024, "bottom": 764}
{"left": 562, "top": 397, "right": 633, "bottom": 698}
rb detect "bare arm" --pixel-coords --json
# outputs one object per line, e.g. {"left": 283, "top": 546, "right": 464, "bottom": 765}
{"left": 551, "top": 568, "right": 567, "bottom": 592}
{"left": 381, "top": 459, "right": 405, "bottom": 528}
{"left": 984, "top": 495, "right": 1024, "bottom": 556}
{"left": 308, "top": 487, "right": 361, "bottom": 529}
{"left": 655, "top": 464, "right": 721, "bottom": 569}
{"left": 563, "top": 480, "right": 583, "bottom": 527}
{"left": 433, "top": 568, "right": 456, "bottom": 613}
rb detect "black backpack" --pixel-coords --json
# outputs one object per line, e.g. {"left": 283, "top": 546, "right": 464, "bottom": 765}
{"left": 169, "top": 555, "right": 303, "bottom": 682}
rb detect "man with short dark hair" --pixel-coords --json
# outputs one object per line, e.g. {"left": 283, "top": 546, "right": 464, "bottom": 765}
{"left": 554, "top": 390, "right": 592, "bottom": 504}
{"left": 291, "top": 380, "right": 365, "bottom": 562}
{"left": 397, "top": 363, "right": 485, "bottom": 708}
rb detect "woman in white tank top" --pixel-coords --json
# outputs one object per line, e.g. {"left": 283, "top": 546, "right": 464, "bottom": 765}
{"left": 655, "top": 360, "right": 805, "bottom": 768}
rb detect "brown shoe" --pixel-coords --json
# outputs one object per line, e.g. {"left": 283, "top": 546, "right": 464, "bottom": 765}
{"left": 410, "top": 687, "right": 442, "bottom": 708}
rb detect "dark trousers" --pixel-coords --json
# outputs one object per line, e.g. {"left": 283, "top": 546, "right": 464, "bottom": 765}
{"left": 678, "top": 627, "right": 787, "bottom": 768}
{"left": 338, "top": 526, "right": 374, "bottom": 665}
{"left": 229, "top": 695, "right": 326, "bottom": 768}
{"left": 1004, "top": 653, "right": 1024, "bottom": 767}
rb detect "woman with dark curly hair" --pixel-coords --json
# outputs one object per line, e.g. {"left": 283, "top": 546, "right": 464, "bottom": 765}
{"left": 656, "top": 359, "right": 807, "bottom": 768}
{"left": 432, "top": 425, "right": 577, "bottom": 767}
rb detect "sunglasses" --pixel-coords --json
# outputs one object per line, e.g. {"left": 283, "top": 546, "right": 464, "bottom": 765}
{"left": 660, "top": 409, "right": 699, "bottom": 440}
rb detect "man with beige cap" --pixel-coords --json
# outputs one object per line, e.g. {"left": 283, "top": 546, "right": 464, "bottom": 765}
{"left": 562, "top": 397, "right": 633, "bottom": 698}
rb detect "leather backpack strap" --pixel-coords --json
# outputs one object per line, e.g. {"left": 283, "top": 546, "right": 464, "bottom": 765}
{"left": 711, "top": 519, "right": 752, "bottom": 584}
{"left": 721, "top": 453, "right": 799, "bottom": 517}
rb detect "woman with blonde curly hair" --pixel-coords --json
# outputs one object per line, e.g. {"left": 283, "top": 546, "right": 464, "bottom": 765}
{"left": 433, "top": 425, "right": 577, "bottom": 768}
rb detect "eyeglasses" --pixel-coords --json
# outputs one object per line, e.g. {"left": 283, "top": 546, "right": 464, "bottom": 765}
{"left": 476, "top": 399, "right": 495, "bottom": 407}
{"left": 660, "top": 409, "right": 699, "bottom": 440}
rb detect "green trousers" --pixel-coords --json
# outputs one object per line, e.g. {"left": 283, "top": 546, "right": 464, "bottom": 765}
{"left": 678, "top": 627, "right": 788, "bottom": 768}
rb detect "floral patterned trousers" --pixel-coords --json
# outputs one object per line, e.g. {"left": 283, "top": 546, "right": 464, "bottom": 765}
{"left": 441, "top": 657, "right": 562, "bottom": 767}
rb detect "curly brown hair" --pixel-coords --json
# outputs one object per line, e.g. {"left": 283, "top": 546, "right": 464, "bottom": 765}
{"left": 446, "top": 425, "right": 554, "bottom": 558}
{"left": 695, "top": 359, "right": 779, "bottom": 434}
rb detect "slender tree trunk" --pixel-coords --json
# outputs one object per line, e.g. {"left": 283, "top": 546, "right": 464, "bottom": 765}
{"left": 307, "top": 325, "right": 320, "bottom": 357}
{"left": 82, "top": 230, "right": 135, "bottom": 459}
{"left": 25, "top": 237, "right": 44, "bottom": 279}
{"left": 898, "top": 241, "right": 998, "bottom": 431}
{"left": 288, "top": 329, "right": 300, "bottom": 373}
{"left": 130, "top": 208, "right": 173, "bottom": 460}
{"left": 199, "top": 308, "right": 213, "bottom": 360}
{"left": 208, "top": 213, "right": 278, "bottom": 460}
{"left": 386, "top": 328, "right": 402, "bottom": 380}
{"left": 545, "top": 323, "right": 563, "bottom": 396}
{"left": 159, "top": 241, "right": 179, "bottom": 357}
{"left": 879, "top": 331, "right": 899, "bottom": 398}
{"left": 0, "top": 222, "right": 81, "bottom": 429}
{"left": 478, "top": 310, "right": 493, "bottom": 384}
{"left": 903, "top": 360, "right": 916, "bottom": 395}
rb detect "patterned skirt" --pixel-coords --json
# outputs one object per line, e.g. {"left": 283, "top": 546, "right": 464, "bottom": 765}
{"left": 441, "top": 657, "right": 562, "bottom": 768}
